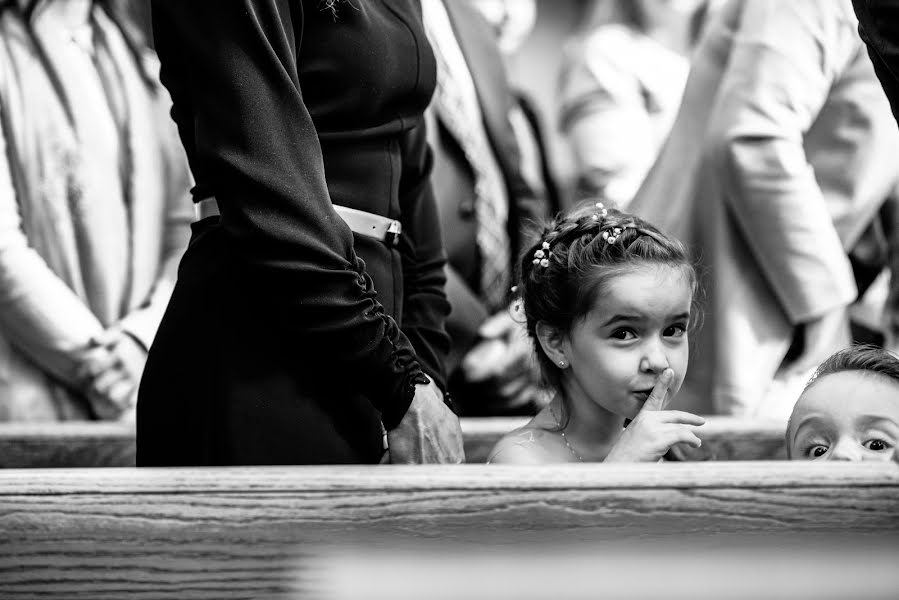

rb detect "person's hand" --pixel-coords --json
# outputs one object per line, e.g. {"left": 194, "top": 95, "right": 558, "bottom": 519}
{"left": 76, "top": 327, "right": 147, "bottom": 420}
{"left": 461, "top": 309, "right": 539, "bottom": 410}
{"left": 790, "top": 306, "right": 851, "bottom": 375}
{"left": 604, "top": 369, "right": 705, "bottom": 463}
{"left": 387, "top": 379, "right": 465, "bottom": 464}
{"left": 462, "top": 310, "right": 532, "bottom": 382}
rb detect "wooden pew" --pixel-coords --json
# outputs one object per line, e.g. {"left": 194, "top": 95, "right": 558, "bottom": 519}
{"left": 0, "top": 462, "right": 896, "bottom": 598}
{"left": 0, "top": 417, "right": 787, "bottom": 468}
{"left": 0, "top": 422, "right": 136, "bottom": 468}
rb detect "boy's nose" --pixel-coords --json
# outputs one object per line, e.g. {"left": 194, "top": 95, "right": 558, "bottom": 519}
{"left": 827, "top": 438, "right": 862, "bottom": 462}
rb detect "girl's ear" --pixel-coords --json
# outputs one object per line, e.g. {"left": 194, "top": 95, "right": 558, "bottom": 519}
{"left": 536, "top": 321, "right": 567, "bottom": 366}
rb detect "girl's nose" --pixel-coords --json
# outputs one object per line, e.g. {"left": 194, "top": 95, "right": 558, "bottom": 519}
{"left": 827, "top": 438, "right": 862, "bottom": 462}
{"left": 639, "top": 343, "right": 669, "bottom": 374}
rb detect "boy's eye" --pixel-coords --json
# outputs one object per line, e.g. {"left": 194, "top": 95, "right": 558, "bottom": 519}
{"left": 863, "top": 439, "right": 892, "bottom": 452}
{"left": 808, "top": 445, "right": 828, "bottom": 458}
{"left": 663, "top": 323, "right": 687, "bottom": 338}
{"left": 610, "top": 328, "right": 636, "bottom": 340}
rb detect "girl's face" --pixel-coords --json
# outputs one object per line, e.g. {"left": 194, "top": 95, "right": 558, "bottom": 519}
{"left": 788, "top": 371, "right": 899, "bottom": 461}
{"left": 560, "top": 263, "right": 692, "bottom": 421}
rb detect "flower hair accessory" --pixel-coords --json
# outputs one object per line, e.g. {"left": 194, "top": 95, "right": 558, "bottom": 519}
{"left": 602, "top": 227, "right": 624, "bottom": 244}
{"left": 593, "top": 202, "right": 627, "bottom": 244}
{"left": 532, "top": 240, "right": 551, "bottom": 268}
{"left": 592, "top": 202, "right": 609, "bottom": 221}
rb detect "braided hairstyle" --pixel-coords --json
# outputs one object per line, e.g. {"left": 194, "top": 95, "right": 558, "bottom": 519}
{"left": 517, "top": 201, "right": 697, "bottom": 391}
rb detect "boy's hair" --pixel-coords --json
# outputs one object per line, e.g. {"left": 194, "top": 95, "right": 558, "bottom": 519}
{"left": 516, "top": 201, "right": 696, "bottom": 390}
{"left": 786, "top": 345, "right": 899, "bottom": 457}
{"left": 803, "top": 344, "right": 899, "bottom": 390}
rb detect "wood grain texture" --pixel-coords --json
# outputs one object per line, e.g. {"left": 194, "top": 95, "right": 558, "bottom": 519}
{"left": 0, "top": 417, "right": 786, "bottom": 468}
{"left": 1, "top": 462, "right": 897, "bottom": 598}
{"left": 0, "top": 422, "right": 135, "bottom": 468}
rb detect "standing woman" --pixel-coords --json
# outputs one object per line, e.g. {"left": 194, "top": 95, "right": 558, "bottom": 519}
{"left": 138, "top": 0, "right": 464, "bottom": 465}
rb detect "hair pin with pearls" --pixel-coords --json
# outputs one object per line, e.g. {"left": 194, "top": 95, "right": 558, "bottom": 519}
{"left": 532, "top": 240, "right": 551, "bottom": 268}
{"left": 593, "top": 202, "right": 627, "bottom": 244}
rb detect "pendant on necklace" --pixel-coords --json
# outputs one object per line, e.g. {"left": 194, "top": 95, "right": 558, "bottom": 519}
{"left": 560, "top": 430, "right": 584, "bottom": 462}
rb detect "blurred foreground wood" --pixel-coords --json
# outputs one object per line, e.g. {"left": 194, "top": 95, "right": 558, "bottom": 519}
{"left": 0, "top": 462, "right": 897, "bottom": 598}
{"left": 0, "top": 416, "right": 786, "bottom": 467}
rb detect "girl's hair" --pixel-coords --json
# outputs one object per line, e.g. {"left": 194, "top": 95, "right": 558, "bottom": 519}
{"left": 803, "top": 345, "right": 899, "bottom": 391}
{"left": 517, "top": 201, "right": 696, "bottom": 391}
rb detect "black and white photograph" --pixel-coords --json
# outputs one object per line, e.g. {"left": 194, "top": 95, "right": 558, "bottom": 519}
{"left": 0, "top": 0, "right": 897, "bottom": 598}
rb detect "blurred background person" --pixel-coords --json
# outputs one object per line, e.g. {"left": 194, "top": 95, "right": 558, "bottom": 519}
{"left": 558, "top": 0, "right": 711, "bottom": 207}
{"left": 470, "top": 0, "right": 566, "bottom": 216}
{"left": 631, "top": 0, "right": 899, "bottom": 421}
{"left": 423, "top": 0, "right": 550, "bottom": 416}
{"left": 0, "top": 0, "right": 192, "bottom": 421}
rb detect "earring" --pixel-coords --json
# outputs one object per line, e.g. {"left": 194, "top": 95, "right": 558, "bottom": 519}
{"left": 558, "top": 360, "right": 566, "bottom": 368}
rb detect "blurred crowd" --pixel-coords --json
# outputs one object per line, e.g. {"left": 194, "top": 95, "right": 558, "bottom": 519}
{"left": 1, "top": 0, "right": 898, "bottom": 432}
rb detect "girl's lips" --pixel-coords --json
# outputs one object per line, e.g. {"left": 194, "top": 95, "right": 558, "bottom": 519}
{"left": 632, "top": 389, "right": 652, "bottom": 401}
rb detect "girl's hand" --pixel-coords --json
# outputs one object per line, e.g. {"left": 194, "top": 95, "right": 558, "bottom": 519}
{"left": 604, "top": 369, "right": 705, "bottom": 463}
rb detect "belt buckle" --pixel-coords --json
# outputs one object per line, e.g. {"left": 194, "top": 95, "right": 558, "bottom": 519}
{"left": 386, "top": 220, "right": 402, "bottom": 246}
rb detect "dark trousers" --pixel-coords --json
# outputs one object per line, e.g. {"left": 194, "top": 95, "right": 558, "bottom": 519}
{"left": 137, "top": 217, "right": 383, "bottom": 466}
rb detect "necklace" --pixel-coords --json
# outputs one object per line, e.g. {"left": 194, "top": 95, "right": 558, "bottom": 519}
{"left": 550, "top": 400, "right": 584, "bottom": 462}
{"left": 559, "top": 429, "right": 584, "bottom": 462}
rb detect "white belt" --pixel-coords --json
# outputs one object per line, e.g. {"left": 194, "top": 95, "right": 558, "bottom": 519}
{"left": 195, "top": 197, "right": 402, "bottom": 246}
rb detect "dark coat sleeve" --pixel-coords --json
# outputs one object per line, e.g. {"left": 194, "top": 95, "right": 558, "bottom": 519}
{"left": 854, "top": 0, "right": 899, "bottom": 127}
{"left": 151, "top": 0, "right": 428, "bottom": 428}
{"left": 397, "top": 119, "right": 452, "bottom": 391}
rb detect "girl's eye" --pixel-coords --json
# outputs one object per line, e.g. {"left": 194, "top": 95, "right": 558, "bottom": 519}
{"left": 664, "top": 323, "right": 687, "bottom": 338}
{"left": 863, "top": 439, "right": 892, "bottom": 452}
{"left": 611, "top": 328, "right": 636, "bottom": 340}
{"left": 808, "top": 445, "right": 828, "bottom": 458}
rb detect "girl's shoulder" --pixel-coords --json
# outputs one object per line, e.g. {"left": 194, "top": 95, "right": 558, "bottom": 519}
{"left": 485, "top": 424, "right": 572, "bottom": 465}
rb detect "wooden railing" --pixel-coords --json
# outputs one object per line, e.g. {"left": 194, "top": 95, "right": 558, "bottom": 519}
{"left": 0, "top": 417, "right": 786, "bottom": 468}
{"left": 0, "top": 462, "right": 896, "bottom": 598}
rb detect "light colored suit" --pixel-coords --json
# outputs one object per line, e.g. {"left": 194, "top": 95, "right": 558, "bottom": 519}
{"left": 631, "top": 0, "right": 899, "bottom": 417}
{"left": 0, "top": 2, "right": 192, "bottom": 420}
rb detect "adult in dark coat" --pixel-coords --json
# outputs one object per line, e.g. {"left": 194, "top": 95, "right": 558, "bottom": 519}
{"left": 138, "top": 0, "right": 463, "bottom": 465}
{"left": 424, "top": 0, "right": 549, "bottom": 415}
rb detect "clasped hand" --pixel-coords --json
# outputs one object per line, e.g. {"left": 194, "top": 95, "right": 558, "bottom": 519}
{"left": 74, "top": 327, "right": 147, "bottom": 421}
{"left": 461, "top": 308, "right": 538, "bottom": 405}
{"left": 605, "top": 369, "right": 705, "bottom": 462}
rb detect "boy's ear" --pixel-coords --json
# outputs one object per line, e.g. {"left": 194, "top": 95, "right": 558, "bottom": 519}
{"left": 535, "top": 321, "right": 567, "bottom": 366}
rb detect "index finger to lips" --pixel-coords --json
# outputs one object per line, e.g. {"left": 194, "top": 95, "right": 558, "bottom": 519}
{"left": 642, "top": 368, "right": 674, "bottom": 412}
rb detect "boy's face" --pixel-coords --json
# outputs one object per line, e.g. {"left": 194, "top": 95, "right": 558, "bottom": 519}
{"left": 788, "top": 371, "right": 899, "bottom": 461}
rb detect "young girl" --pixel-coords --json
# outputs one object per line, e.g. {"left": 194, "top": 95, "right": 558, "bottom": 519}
{"left": 487, "top": 202, "right": 705, "bottom": 463}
